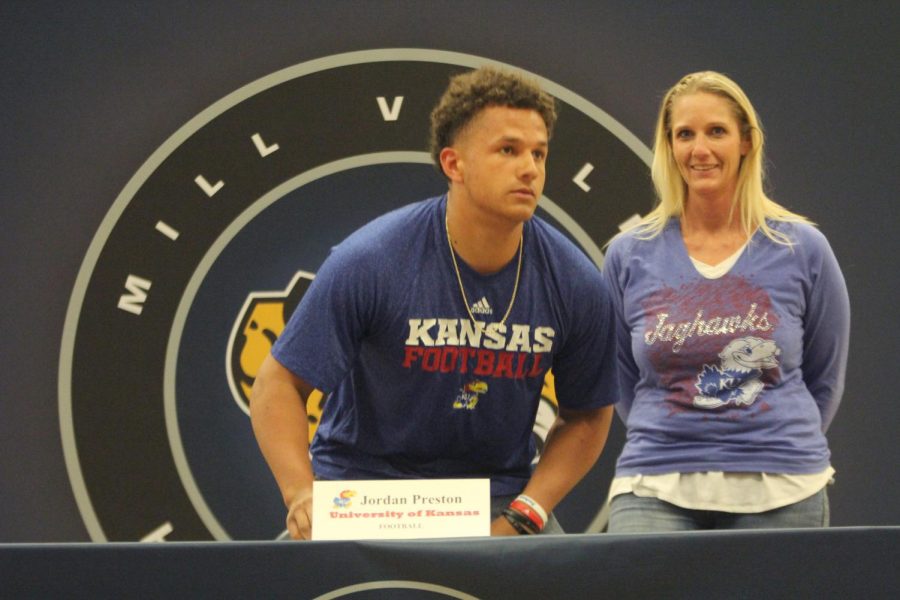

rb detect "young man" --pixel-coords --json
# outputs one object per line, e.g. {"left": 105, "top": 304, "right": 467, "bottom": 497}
{"left": 251, "top": 66, "right": 617, "bottom": 539}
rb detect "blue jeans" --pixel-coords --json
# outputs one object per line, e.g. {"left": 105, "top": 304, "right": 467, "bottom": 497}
{"left": 607, "top": 488, "right": 829, "bottom": 533}
{"left": 491, "top": 494, "right": 564, "bottom": 534}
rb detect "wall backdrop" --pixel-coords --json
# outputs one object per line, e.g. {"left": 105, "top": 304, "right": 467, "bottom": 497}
{"left": 2, "top": 1, "right": 897, "bottom": 542}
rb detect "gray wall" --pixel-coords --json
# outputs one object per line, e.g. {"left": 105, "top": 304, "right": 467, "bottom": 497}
{"left": 2, "top": 1, "right": 897, "bottom": 541}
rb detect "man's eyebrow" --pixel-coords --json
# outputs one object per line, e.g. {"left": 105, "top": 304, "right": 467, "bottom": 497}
{"left": 496, "top": 135, "right": 548, "bottom": 146}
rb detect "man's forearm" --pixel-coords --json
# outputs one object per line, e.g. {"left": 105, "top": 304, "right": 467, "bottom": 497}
{"left": 250, "top": 355, "right": 316, "bottom": 506}
{"left": 520, "top": 404, "right": 614, "bottom": 514}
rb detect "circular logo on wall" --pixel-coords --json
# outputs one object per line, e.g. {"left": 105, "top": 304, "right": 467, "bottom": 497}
{"left": 59, "top": 49, "right": 652, "bottom": 542}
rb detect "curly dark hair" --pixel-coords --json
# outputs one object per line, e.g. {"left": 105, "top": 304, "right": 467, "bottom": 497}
{"left": 429, "top": 66, "right": 557, "bottom": 178}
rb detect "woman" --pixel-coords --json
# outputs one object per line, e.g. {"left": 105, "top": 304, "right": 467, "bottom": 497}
{"left": 603, "top": 71, "right": 850, "bottom": 532}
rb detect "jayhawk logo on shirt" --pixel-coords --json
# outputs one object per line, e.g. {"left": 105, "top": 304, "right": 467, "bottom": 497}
{"left": 693, "top": 336, "right": 781, "bottom": 409}
{"left": 641, "top": 275, "right": 782, "bottom": 415}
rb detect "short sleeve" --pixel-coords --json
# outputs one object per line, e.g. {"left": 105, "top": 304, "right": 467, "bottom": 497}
{"left": 271, "top": 241, "right": 374, "bottom": 393}
{"left": 551, "top": 261, "right": 619, "bottom": 411}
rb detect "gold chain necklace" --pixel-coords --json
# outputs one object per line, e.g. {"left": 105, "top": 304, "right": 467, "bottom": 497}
{"left": 445, "top": 212, "right": 523, "bottom": 332}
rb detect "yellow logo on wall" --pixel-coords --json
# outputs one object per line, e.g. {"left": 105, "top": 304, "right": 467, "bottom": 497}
{"left": 226, "top": 271, "right": 324, "bottom": 441}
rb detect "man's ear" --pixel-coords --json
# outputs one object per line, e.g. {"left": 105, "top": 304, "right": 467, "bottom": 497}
{"left": 440, "top": 147, "right": 464, "bottom": 182}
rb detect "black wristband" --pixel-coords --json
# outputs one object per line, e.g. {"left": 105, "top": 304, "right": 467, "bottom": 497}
{"left": 502, "top": 507, "right": 537, "bottom": 535}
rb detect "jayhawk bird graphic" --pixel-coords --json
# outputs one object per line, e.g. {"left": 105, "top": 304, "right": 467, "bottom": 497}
{"left": 693, "top": 336, "right": 780, "bottom": 409}
{"left": 333, "top": 489, "right": 356, "bottom": 508}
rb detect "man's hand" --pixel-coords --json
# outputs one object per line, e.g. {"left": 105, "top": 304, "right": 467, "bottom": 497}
{"left": 286, "top": 486, "right": 314, "bottom": 540}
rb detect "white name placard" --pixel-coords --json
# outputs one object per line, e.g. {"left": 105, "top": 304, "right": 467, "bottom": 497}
{"left": 311, "top": 478, "right": 490, "bottom": 540}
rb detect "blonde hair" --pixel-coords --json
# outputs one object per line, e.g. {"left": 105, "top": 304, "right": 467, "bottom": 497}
{"left": 633, "top": 71, "right": 811, "bottom": 244}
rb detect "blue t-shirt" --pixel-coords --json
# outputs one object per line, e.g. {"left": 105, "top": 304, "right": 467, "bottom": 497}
{"left": 603, "top": 219, "right": 850, "bottom": 476}
{"left": 272, "top": 195, "right": 617, "bottom": 495}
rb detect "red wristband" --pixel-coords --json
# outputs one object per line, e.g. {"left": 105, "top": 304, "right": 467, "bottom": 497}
{"left": 514, "top": 494, "right": 549, "bottom": 524}
{"left": 509, "top": 499, "right": 545, "bottom": 532}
